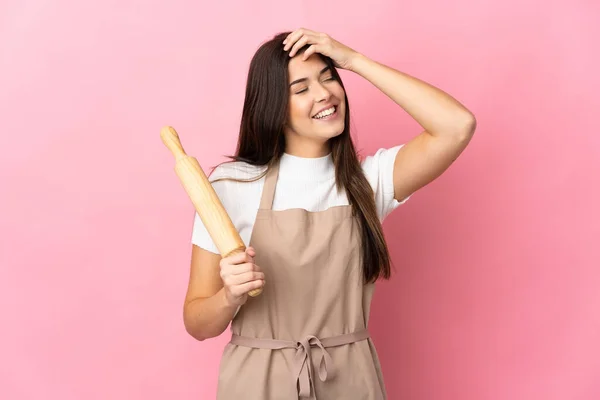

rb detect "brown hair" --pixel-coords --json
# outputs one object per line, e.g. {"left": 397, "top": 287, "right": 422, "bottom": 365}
{"left": 211, "top": 32, "right": 392, "bottom": 283}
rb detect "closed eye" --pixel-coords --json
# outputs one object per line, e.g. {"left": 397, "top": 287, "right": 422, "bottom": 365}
{"left": 294, "top": 77, "right": 336, "bottom": 94}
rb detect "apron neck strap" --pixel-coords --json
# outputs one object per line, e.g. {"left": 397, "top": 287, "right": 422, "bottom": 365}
{"left": 259, "top": 161, "right": 280, "bottom": 210}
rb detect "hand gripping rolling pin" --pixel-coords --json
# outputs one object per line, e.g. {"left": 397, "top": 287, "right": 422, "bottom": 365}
{"left": 160, "top": 126, "right": 262, "bottom": 297}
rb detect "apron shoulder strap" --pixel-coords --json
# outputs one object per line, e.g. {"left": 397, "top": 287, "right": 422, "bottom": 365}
{"left": 259, "top": 162, "right": 279, "bottom": 210}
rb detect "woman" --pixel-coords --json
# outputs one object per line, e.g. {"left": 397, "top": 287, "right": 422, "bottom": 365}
{"left": 183, "top": 28, "right": 476, "bottom": 399}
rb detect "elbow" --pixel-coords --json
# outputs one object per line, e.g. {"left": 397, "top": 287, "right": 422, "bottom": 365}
{"left": 185, "top": 325, "right": 208, "bottom": 342}
{"left": 455, "top": 112, "right": 477, "bottom": 143}
{"left": 184, "top": 316, "right": 207, "bottom": 341}
{"left": 183, "top": 308, "right": 212, "bottom": 342}
{"left": 183, "top": 309, "right": 225, "bottom": 342}
{"left": 184, "top": 322, "right": 219, "bottom": 342}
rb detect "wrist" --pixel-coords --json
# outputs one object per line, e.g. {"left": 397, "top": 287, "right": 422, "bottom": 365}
{"left": 219, "top": 287, "right": 238, "bottom": 312}
{"left": 348, "top": 52, "right": 370, "bottom": 74}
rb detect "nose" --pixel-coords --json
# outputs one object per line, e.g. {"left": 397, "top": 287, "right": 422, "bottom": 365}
{"left": 314, "top": 82, "right": 332, "bottom": 103}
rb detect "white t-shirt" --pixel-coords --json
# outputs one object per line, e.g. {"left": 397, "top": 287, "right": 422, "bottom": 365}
{"left": 191, "top": 145, "right": 409, "bottom": 253}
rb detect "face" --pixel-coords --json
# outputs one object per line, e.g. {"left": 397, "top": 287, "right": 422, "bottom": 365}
{"left": 284, "top": 53, "right": 346, "bottom": 156}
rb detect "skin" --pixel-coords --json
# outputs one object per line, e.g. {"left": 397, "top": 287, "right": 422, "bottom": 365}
{"left": 283, "top": 54, "right": 346, "bottom": 158}
{"left": 183, "top": 28, "right": 477, "bottom": 341}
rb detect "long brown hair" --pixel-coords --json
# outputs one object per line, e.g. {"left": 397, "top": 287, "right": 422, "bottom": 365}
{"left": 212, "top": 32, "right": 392, "bottom": 284}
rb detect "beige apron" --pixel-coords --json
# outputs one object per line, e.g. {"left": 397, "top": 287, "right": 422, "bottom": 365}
{"left": 216, "top": 162, "right": 387, "bottom": 399}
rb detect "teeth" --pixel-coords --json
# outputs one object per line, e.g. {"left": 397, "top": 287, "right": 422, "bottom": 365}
{"left": 314, "top": 106, "right": 335, "bottom": 119}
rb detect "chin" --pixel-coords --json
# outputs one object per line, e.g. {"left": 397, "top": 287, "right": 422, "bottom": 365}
{"left": 320, "top": 122, "right": 345, "bottom": 140}
{"left": 330, "top": 127, "right": 345, "bottom": 139}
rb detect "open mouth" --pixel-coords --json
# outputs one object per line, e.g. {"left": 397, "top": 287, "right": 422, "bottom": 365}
{"left": 312, "top": 106, "right": 338, "bottom": 121}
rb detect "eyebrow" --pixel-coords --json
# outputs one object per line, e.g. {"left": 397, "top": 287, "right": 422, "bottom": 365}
{"left": 289, "top": 66, "right": 332, "bottom": 87}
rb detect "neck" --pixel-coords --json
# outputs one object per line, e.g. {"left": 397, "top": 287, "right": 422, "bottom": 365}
{"left": 284, "top": 133, "right": 330, "bottom": 158}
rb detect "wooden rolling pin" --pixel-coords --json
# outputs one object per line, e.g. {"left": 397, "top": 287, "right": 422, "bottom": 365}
{"left": 161, "top": 126, "right": 262, "bottom": 297}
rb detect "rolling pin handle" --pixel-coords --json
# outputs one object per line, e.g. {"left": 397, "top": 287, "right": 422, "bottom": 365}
{"left": 160, "top": 126, "right": 187, "bottom": 161}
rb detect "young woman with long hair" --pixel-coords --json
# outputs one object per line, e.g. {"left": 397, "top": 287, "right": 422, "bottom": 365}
{"left": 182, "top": 28, "right": 476, "bottom": 399}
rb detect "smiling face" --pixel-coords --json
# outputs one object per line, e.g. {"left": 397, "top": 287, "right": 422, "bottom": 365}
{"left": 284, "top": 53, "right": 346, "bottom": 157}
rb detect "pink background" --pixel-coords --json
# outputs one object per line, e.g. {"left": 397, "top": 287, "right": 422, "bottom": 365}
{"left": 1, "top": 1, "right": 599, "bottom": 399}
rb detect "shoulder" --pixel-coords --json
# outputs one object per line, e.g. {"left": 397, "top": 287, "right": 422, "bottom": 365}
{"left": 359, "top": 145, "right": 408, "bottom": 221}
{"left": 360, "top": 145, "right": 404, "bottom": 182}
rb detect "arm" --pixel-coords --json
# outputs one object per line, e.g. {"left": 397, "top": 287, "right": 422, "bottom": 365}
{"left": 350, "top": 54, "right": 477, "bottom": 201}
{"left": 183, "top": 245, "right": 264, "bottom": 341}
{"left": 183, "top": 245, "right": 237, "bottom": 341}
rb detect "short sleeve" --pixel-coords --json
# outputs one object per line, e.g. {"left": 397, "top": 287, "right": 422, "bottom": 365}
{"left": 361, "top": 145, "right": 410, "bottom": 222}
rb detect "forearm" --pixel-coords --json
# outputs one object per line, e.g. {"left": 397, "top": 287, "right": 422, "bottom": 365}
{"left": 349, "top": 53, "right": 476, "bottom": 138}
{"left": 184, "top": 287, "right": 238, "bottom": 341}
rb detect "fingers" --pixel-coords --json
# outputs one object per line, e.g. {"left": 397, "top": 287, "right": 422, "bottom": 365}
{"left": 220, "top": 246, "right": 267, "bottom": 301}
{"left": 288, "top": 34, "right": 311, "bottom": 57}
{"left": 220, "top": 261, "right": 265, "bottom": 303}
{"left": 230, "top": 279, "right": 265, "bottom": 298}
{"left": 227, "top": 270, "right": 266, "bottom": 285}
{"left": 220, "top": 261, "right": 265, "bottom": 294}
{"left": 283, "top": 29, "right": 303, "bottom": 47}
{"left": 284, "top": 29, "right": 319, "bottom": 57}
{"left": 291, "top": 35, "right": 321, "bottom": 58}
{"left": 219, "top": 248, "right": 263, "bottom": 280}
{"left": 219, "top": 247, "right": 265, "bottom": 306}
{"left": 301, "top": 44, "right": 318, "bottom": 61}
{"left": 227, "top": 262, "right": 261, "bottom": 275}
{"left": 222, "top": 249, "right": 253, "bottom": 266}
{"left": 284, "top": 28, "right": 316, "bottom": 46}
